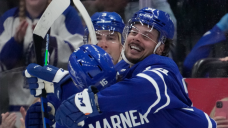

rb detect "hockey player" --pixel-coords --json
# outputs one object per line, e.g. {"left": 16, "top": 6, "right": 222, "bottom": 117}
{"left": 86, "top": 12, "right": 125, "bottom": 64}
{"left": 24, "top": 8, "right": 217, "bottom": 128}
{"left": 54, "top": 7, "right": 217, "bottom": 128}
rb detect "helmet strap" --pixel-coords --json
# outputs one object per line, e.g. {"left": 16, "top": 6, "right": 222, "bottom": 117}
{"left": 121, "top": 42, "right": 134, "bottom": 66}
{"left": 153, "top": 41, "right": 162, "bottom": 54}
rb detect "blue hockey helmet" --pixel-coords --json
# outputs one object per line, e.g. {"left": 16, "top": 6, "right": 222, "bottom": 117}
{"left": 68, "top": 44, "right": 117, "bottom": 91}
{"left": 123, "top": 7, "right": 174, "bottom": 43}
{"left": 121, "top": 7, "right": 175, "bottom": 65}
{"left": 84, "top": 12, "right": 125, "bottom": 44}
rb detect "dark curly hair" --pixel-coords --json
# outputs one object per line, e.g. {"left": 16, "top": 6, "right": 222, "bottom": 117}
{"left": 162, "top": 39, "right": 174, "bottom": 57}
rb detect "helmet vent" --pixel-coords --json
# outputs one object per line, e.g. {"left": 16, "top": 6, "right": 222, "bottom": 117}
{"left": 155, "top": 19, "right": 160, "bottom": 22}
{"left": 88, "top": 73, "right": 93, "bottom": 78}
{"left": 88, "top": 54, "right": 93, "bottom": 58}
{"left": 98, "top": 65, "right": 102, "bottom": 71}
{"left": 79, "top": 61, "right": 83, "bottom": 66}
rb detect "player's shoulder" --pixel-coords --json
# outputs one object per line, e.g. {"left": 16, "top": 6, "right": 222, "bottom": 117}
{"left": 1, "top": 7, "right": 19, "bottom": 22}
{"left": 137, "top": 54, "right": 179, "bottom": 74}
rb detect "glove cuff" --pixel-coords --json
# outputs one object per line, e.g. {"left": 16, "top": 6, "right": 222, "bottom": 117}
{"left": 53, "top": 69, "right": 69, "bottom": 83}
{"left": 54, "top": 74, "right": 71, "bottom": 100}
{"left": 75, "top": 87, "right": 100, "bottom": 117}
{"left": 90, "top": 86, "right": 101, "bottom": 113}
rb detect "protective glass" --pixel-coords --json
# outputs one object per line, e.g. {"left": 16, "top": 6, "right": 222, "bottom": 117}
{"left": 123, "top": 20, "right": 159, "bottom": 44}
{"left": 95, "top": 30, "right": 120, "bottom": 44}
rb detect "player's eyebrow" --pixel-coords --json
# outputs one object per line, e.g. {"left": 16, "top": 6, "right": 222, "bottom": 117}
{"left": 107, "top": 34, "right": 117, "bottom": 37}
{"left": 143, "top": 31, "right": 155, "bottom": 37}
{"left": 132, "top": 26, "right": 156, "bottom": 38}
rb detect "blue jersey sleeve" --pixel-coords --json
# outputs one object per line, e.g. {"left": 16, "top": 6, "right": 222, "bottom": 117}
{"left": 61, "top": 80, "right": 83, "bottom": 101}
{"left": 0, "top": 8, "right": 22, "bottom": 70}
{"left": 183, "top": 25, "right": 226, "bottom": 77}
{"left": 98, "top": 67, "right": 189, "bottom": 115}
{"left": 0, "top": 37, "right": 23, "bottom": 69}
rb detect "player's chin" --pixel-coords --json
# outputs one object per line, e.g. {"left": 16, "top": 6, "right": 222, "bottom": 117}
{"left": 126, "top": 55, "right": 141, "bottom": 64}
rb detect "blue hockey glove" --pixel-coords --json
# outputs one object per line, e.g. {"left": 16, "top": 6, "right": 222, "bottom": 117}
{"left": 216, "top": 13, "right": 228, "bottom": 32}
{"left": 25, "top": 102, "right": 56, "bottom": 128}
{"left": 55, "top": 86, "right": 100, "bottom": 128}
{"left": 24, "top": 63, "right": 70, "bottom": 100}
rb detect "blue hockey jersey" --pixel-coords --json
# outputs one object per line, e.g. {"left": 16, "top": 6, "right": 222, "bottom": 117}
{"left": 56, "top": 54, "right": 216, "bottom": 128}
{"left": 183, "top": 25, "right": 226, "bottom": 77}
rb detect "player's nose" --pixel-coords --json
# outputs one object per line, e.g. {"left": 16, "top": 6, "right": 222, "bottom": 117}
{"left": 132, "top": 33, "right": 141, "bottom": 43}
{"left": 97, "top": 40, "right": 108, "bottom": 49}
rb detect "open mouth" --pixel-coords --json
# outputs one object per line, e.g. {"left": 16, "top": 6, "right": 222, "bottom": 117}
{"left": 129, "top": 44, "right": 142, "bottom": 52}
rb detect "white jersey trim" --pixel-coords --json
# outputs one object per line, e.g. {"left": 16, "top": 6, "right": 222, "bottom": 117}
{"left": 150, "top": 70, "right": 170, "bottom": 113}
{"left": 204, "top": 112, "right": 213, "bottom": 128}
{"left": 182, "top": 108, "right": 194, "bottom": 111}
{"left": 137, "top": 73, "right": 161, "bottom": 117}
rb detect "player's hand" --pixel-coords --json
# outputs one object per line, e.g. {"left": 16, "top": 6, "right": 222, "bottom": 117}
{"left": 14, "top": 20, "right": 28, "bottom": 43}
{"left": 0, "top": 112, "right": 17, "bottom": 128}
{"left": 55, "top": 86, "right": 100, "bottom": 128}
{"left": 216, "top": 13, "right": 228, "bottom": 32}
{"left": 25, "top": 102, "right": 56, "bottom": 128}
{"left": 24, "top": 63, "right": 70, "bottom": 100}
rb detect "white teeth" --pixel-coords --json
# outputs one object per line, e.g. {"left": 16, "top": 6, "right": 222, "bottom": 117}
{"left": 130, "top": 45, "right": 141, "bottom": 51}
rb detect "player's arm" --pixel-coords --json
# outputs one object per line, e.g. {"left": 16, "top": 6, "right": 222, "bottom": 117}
{"left": 97, "top": 68, "right": 189, "bottom": 114}
{"left": 55, "top": 68, "right": 189, "bottom": 128}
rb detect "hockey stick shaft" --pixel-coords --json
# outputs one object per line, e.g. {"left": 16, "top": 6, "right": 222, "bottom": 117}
{"left": 73, "top": 0, "right": 97, "bottom": 45}
{"left": 40, "top": 33, "right": 50, "bottom": 128}
{"left": 44, "top": 34, "right": 49, "bottom": 66}
{"left": 33, "top": 0, "right": 70, "bottom": 127}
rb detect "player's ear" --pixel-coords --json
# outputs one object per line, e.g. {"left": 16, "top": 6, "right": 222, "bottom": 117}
{"left": 156, "top": 43, "right": 165, "bottom": 55}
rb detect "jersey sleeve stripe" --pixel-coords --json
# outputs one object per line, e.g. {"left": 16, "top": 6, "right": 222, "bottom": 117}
{"left": 136, "top": 73, "right": 161, "bottom": 116}
{"left": 182, "top": 108, "right": 194, "bottom": 111}
{"left": 150, "top": 70, "right": 170, "bottom": 113}
{"left": 204, "top": 112, "right": 213, "bottom": 128}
